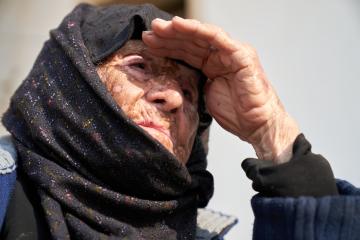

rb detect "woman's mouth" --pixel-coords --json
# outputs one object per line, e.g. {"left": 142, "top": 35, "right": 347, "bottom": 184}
{"left": 136, "top": 121, "right": 173, "bottom": 144}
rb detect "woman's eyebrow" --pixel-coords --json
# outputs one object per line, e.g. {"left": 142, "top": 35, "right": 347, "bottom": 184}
{"left": 120, "top": 43, "right": 147, "bottom": 56}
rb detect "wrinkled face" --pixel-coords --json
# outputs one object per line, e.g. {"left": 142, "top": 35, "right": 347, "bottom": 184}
{"left": 97, "top": 40, "right": 200, "bottom": 164}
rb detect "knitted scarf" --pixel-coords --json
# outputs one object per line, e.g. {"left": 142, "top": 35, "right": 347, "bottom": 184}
{"left": 2, "top": 4, "right": 213, "bottom": 240}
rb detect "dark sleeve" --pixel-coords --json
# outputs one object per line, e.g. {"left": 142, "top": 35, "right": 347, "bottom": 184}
{"left": 242, "top": 134, "right": 360, "bottom": 240}
{"left": 0, "top": 137, "right": 17, "bottom": 231}
{"left": 0, "top": 171, "right": 16, "bottom": 230}
{"left": 0, "top": 176, "right": 51, "bottom": 240}
{"left": 250, "top": 180, "right": 360, "bottom": 240}
{"left": 241, "top": 134, "right": 338, "bottom": 197}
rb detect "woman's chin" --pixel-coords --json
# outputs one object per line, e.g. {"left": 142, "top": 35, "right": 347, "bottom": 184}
{"left": 140, "top": 126, "right": 190, "bottom": 164}
{"left": 141, "top": 126, "right": 174, "bottom": 151}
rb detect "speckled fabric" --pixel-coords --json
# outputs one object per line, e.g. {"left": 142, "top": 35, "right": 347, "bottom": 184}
{"left": 2, "top": 3, "right": 213, "bottom": 240}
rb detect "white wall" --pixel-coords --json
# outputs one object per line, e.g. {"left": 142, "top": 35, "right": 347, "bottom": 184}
{"left": 0, "top": 0, "right": 78, "bottom": 135}
{"left": 188, "top": 0, "right": 360, "bottom": 239}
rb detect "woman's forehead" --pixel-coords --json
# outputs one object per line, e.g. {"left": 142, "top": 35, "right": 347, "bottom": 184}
{"left": 119, "top": 40, "right": 147, "bottom": 54}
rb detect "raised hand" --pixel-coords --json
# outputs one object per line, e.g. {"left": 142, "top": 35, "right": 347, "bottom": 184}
{"left": 142, "top": 17, "right": 300, "bottom": 163}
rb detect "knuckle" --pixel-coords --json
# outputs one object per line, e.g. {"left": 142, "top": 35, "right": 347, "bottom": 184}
{"left": 244, "top": 43, "right": 258, "bottom": 56}
{"left": 190, "top": 19, "right": 201, "bottom": 25}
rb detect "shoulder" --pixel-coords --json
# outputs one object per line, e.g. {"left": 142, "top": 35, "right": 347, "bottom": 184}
{"left": 0, "top": 135, "right": 17, "bottom": 174}
{"left": 0, "top": 135, "right": 17, "bottom": 230}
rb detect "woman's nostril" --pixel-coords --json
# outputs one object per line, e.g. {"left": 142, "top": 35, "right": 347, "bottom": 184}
{"left": 154, "top": 99, "right": 165, "bottom": 104}
{"left": 170, "top": 109, "right": 177, "bottom": 114}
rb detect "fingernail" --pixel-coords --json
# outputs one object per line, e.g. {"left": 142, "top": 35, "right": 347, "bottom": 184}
{"left": 154, "top": 18, "right": 166, "bottom": 22}
{"left": 142, "top": 31, "right": 153, "bottom": 35}
{"left": 173, "top": 16, "right": 184, "bottom": 20}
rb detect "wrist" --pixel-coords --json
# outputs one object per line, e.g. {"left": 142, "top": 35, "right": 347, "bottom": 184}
{"left": 250, "top": 112, "right": 300, "bottom": 164}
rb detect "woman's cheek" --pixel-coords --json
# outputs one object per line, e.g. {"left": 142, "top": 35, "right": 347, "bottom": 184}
{"left": 185, "top": 103, "right": 199, "bottom": 125}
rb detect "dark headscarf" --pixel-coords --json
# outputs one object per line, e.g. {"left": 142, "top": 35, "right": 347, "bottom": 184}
{"left": 2, "top": 3, "right": 213, "bottom": 240}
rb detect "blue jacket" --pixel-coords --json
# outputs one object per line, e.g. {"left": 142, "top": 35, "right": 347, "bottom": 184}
{"left": 0, "top": 136, "right": 16, "bottom": 229}
{"left": 251, "top": 179, "right": 360, "bottom": 240}
{"left": 1, "top": 135, "right": 360, "bottom": 240}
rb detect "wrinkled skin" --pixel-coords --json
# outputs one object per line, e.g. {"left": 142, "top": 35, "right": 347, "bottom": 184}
{"left": 143, "top": 17, "right": 300, "bottom": 163}
{"left": 97, "top": 40, "right": 200, "bottom": 164}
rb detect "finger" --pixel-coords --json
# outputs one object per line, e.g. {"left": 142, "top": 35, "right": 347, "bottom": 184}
{"left": 229, "top": 43, "right": 260, "bottom": 70}
{"left": 242, "top": 158, "right": 269, "bottom": 194}
{"left": 241, "top": 158, "right": 260, "bottom": 180}
{"left": 142, "top": 31, "right": 209, "bottom": 58}
{"left": 171, "top": 16, "right": 237, "bottom": 52}
{"left": 151, "top": 18, "right": 210, "bottom": 48}
{"left": 241, "top": 158, "right": 274, "bottom": 180}
{"left": 147, "top": 48, "right": 203, "bottom": 69}
{"left": 150, "top": 18, "right": 177, "bottom": 38}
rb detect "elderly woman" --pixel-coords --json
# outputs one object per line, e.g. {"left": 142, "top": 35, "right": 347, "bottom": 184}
{"left": 1, "top": 3, "right": 360, "bottom": 240}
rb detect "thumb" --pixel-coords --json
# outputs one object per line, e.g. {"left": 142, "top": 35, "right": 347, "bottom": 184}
{"left": 241, "top": 158, "right": 274, "bottom": 181}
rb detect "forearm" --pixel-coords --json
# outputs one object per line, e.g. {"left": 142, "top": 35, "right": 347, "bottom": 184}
{"left": 250, "top": 112, "right": 300, "bottom": 164}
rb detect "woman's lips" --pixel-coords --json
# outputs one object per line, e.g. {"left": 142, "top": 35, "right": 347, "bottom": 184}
{"left": 136, "top": 121, "right": 172, "bottom": 141}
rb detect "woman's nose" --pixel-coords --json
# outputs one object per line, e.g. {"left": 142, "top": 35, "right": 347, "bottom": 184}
{"left": 146, "top": 86, "right": 184, "bottom": 113}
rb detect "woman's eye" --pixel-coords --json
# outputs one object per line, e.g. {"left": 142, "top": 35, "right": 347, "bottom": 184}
{"left": 120, "top": 55, "right": 150, "bottom": 81}
{"left": 121, "top": 55, "right": 147, "bottom": 72}
{"left": 182, "top": 89, "right": 193, "bottom": 102}
{"left": 130, "top": 62, "right": 146, "bottom": 71}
